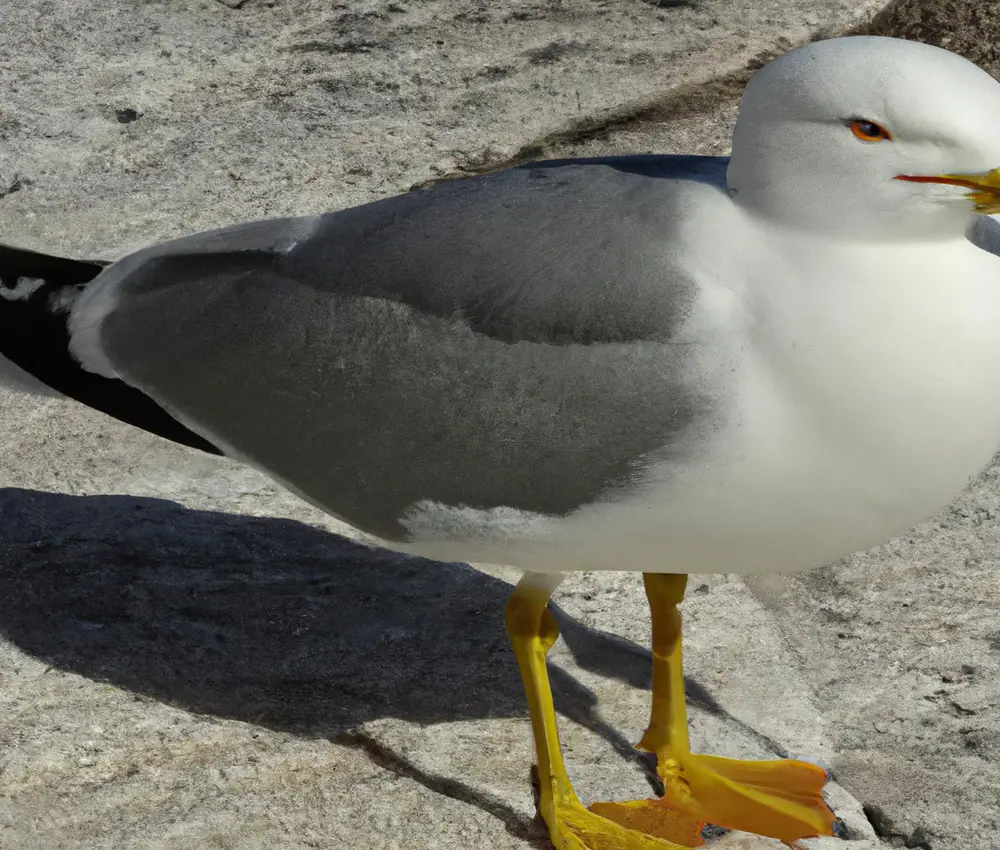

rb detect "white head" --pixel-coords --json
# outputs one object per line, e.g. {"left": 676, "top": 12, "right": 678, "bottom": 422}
{"left": 727, "top": 36, "right": 1000, "bottom": 239}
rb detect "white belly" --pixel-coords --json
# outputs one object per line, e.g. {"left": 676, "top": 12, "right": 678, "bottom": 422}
{"left": 578, "top": 234, "right": 1000, "bottom": 573}
{"left": 402, "top": 233, "right": 1000, "bottom": 574}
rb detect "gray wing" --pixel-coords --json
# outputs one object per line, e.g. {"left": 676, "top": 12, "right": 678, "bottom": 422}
{"left": 75, "top": 155, "right": 729, "bottom": 540}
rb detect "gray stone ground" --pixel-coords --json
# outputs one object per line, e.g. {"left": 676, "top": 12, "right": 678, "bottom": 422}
{"left": 1, "top": 1, "right": 998, "bottom": 849}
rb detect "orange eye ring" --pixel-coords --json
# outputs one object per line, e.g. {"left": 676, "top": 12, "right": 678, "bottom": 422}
{"left": 849, "top": 119, "right": 892, "bottom": 143}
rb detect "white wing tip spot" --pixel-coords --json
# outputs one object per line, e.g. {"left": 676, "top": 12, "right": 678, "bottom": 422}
{"left": 0, "top": 276, "right": 46, "bottom": 301}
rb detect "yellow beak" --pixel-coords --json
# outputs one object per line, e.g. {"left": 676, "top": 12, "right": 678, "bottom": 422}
{"left": 895, "top": 168, "right": 1000, "bottom": 214}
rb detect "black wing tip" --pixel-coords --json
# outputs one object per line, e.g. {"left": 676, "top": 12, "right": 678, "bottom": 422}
{"left": 0, "top": 243, "right": 221, "bottom": 456}
{"left": 0, "top": 242, "right": 109, "bottom": 283}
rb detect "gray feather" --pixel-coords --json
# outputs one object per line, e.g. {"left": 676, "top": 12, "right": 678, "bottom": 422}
{"left": 88, "top": 155, "right": 728, "bottom": 539}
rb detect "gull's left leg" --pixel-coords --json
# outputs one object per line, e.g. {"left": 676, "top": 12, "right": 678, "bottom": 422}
{"left": 633, "top": 573, "right": 836, "bottom": 844}
{"left": 505, "top": 572, "right": 706, "bottom": 849}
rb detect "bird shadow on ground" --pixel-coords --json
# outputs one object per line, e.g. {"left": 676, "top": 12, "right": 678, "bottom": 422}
{"left": 0, "top": 486, "right": 768, "bottom": 839}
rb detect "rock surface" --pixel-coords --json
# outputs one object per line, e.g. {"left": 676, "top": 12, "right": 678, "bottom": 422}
{"left": 859, "top": 0, "right": 1000, "bottom": 74}
{"left": 2, "top": 2, "right": 998, "bottom": 850}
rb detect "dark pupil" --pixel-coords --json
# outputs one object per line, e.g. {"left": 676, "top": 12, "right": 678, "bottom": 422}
{"left": 858, "top": 122, "right": 881, "bottom": 137}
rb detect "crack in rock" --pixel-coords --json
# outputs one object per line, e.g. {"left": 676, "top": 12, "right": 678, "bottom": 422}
{"left": 0, "top": 173, "right": 22, "bottom": 200}
{"left": 863, "top": 803, "right": 933, "bottom": 849}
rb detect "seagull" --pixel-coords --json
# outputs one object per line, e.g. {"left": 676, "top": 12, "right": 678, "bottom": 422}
{"left": 5, "top": 34, "right": 1000, "bottom": 849}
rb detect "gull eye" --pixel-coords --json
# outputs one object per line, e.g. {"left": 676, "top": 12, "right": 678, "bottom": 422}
{"left": 849, "top": 119, "right": 892, "bottom": 143}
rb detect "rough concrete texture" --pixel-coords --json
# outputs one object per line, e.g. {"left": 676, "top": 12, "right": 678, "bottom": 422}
{"left": 859, "top": 0, "right": 1000, "bottom": 75}
{"left": 0, "top": 0, "right": 881, "bottom": 259}
{"left": 1, "top": 1, "right": 998, "bottom": 850}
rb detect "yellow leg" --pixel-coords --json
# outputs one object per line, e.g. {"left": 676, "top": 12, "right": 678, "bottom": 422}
{"left": 634, "top": 573, "right": 836, "bottom": 844}
{"left": 505, "top": 575, "right": 705, "bottom": 849}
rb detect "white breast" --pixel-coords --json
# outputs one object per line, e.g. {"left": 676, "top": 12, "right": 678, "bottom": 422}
{"left": 588, "top": 230, "right": 1000, "bottom": 574}
{"left": 400, "top": 227, "right": 1000, "bottom": 575}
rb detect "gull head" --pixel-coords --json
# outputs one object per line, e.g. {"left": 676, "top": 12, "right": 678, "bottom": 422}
{"left": 727, "top": 36, "right": 1000, "bottom": 238}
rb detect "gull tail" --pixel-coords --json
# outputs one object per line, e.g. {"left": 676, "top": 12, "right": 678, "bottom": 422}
{"left": 0, "top": 243, "right": 220, "bottom": 455}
